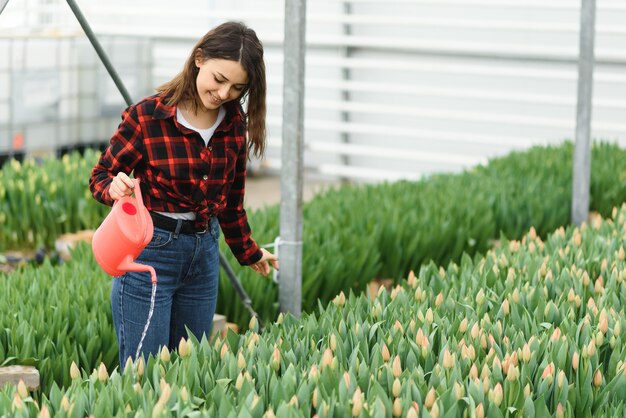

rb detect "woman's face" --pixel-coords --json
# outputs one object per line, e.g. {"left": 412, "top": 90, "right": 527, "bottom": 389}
{"left": 194, "top": 57, "right": 248, "bottom": 110}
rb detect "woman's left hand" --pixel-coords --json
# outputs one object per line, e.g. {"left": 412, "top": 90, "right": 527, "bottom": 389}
{"left": 249, "top": 248, "right": 279, "bottom": 276}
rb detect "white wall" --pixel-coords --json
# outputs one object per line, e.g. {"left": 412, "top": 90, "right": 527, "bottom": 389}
{"left": 2, "top": 0, "right": 625, "bottom": 181}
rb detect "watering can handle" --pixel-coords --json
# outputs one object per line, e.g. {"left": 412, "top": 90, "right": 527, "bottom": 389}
{"left": 133, "top": 178, "right": 149, "bottom": 243}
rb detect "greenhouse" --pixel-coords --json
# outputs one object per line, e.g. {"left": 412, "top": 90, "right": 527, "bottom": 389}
{"left": 1, "top": 0, "right": 626, "bottom": 417}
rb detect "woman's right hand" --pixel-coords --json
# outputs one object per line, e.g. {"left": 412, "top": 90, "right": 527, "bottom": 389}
{"left": 108, "top": 172, "right": 135, "bottom": 201}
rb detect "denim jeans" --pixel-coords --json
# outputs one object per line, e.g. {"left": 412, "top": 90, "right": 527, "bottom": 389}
{"left": 110, "top": 217, "right": 220, "bottom": 370}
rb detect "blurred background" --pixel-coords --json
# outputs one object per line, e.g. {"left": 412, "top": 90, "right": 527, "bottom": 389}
{"left": 1, "top": 0, "right": 626, "bottom": 182}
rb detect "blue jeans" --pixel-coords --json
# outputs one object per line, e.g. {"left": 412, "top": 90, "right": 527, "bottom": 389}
{"left": 110, "top": 217, "right": 220, "bottom": 370}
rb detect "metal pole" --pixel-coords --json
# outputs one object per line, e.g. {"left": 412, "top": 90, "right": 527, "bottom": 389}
{"left": 340, "top": 1, "right": 352, "bottom": 182}
{"left": 64, "top": 0, "right": 134, "bottom": 107}
{"left": 279, "top": 0, "right": 307, "bottom": 316}
{"left": 572, "top": 0, "right": 596, "bottom": 226}
{"left": 0, "top": 0, "right": 9, "bottom": 17}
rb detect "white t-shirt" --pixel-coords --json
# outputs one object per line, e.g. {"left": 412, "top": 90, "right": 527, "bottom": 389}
{"left": 177, "top": 106, "right": 226, "bottom": 146}
{"left": 156, "top": 106, "right": 226, "bottom": 220}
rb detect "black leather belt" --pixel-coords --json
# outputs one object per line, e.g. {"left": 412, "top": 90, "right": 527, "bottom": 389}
{"left": 149, "top": 211, "right": 207, "bottom": 234}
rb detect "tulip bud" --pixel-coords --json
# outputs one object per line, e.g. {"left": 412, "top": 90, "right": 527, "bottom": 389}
{"left": 334, "top": 291, "right": 346, "bottom": 306}
{"left": 392, "top": 378, "right": 402, "bottom": 397}
{"left": 454, "top": 381, "right": 465, "bottom": 400}
{"left": 392, "top": 355, "right": 402, "bottom": 378}
{"left": 309, "top": 365, "right": 320, "bottom": 382}
{"left": 392, "top": 398, "right": 402, "bottom": 417}
{"left": 178, "top": 337, "right": 190, "bottom": 357}
{"left": 524, "top": 383, "right": 531, "bottom": 398}
{"left": 152, "top": 401, "right": 163, "bottom": 418}
{"left": 599, "top": 310, "right": 609, "bottom": 334}
{"left": 424, "top": 402, "right": 436, "bottom": 418}
{"left": 557, "top": 370, "right": 566, "bottom": 388}
{"left": 507, "top": 364, "right": 519, "bottom": 382}
{"left": 406, "top": 405, "right": 419, "bottom": 418}
{"left": 312, "top": 388, "right": 319, "bottom": 409}
{"left": 522, "top": 343, "right": 531, "bottom": 363}
{"left": 271, "top": 347, "right": 281, "bottom": 372}
{"left": 98, "top": 362, "right": 108, "bottom": 382}
{"left": 470, "top": 363, "right": 478, "bottom": 380}
{"left": 235, "top": 372, "right": 245, "bottom": 391}
{"left": 476, "top": 403, "right": 484, "bottom": 418}
{"left": 459, "top": 318, "right": 468, "bottom": 334}
{"left": 501, "top": 299, "right": 510, "bottom": 315}
{"left": 493, "top": 383, "right": 503, "bottom": 406}
{"left": 541, "top": 362, "right": 554, "bottom": 383}
{"left": 180, "top": 386, "right": 189, "bottom": 402}
{"left": 381, "top": 343, "right": 391, "bottom": 362}
{"left": 133, "top": 383, "right": 142, "bottom": 393}
{"left": 352, "top": 387, "right": 363, "bottom": 417}
{"left": 160, "top": 346, "right": 170, "bottom": 363}
{"left": 425, "top": 308, "right": 434, "bottom": 324}
{"left": 393, "top": 320, "right": 404, "bottom": 335}
{"left": 407, "top": 270, "right": 417, "bottom": 287}
{"left": 482, "top": 375, "right": 490, "bottom": 394}
{"left": 615, "top": 321, "right": 622, "bottom": 337}
{"left": 342, "top": 372, "right": 351, "bottom": 389}
{"left": 587, "top": 339, "right": 596, "bottom": 357}
{"left": 321, "top": 348, "right": 333, "bottom": 370}
{"left": 39, "top": 405, "right": 51, "bottom": 418}
{"left": 572, "top": 351, "right": 579, "bottom": 371}
{"left": 492, "top": 356, "right": 502, "bottom": 373}
{"left": 593, "top": 369, "right": 603, "bottom": 387}
{"left": 424, "top": 387, "right": 436, "bottom": 409}
{"left": 471, "top": 323, "right": 480, "bottom": 340}
{"left": 330, "top": 334, "right": 337, "bottom": 352}
{"left": 476, "top": 289, "right": 485, "bottom": 305}
{"left": 263, "top": 408, "right": 276, "bottom": 418}
{"left": 556, "top": 403, "right": 565, "bottom": 418}
{"left": 70, "top": 361, "right": 80, "bottom": 380}
{"left": 246, "top": 315, "right": 258, "bottom": 333}
{"left": 16, "top": 380, "right": 28, "bottom": 399}
{"left": 435, "top": 292, "right": 443, "bottom": 308}
{"left": 237, "top": 351, "right": 246, "bottom": 369}
{"left": 443, "top": 348, "right": 455, "bottom": 370}
{"left": 596, "top": 331, "right": 604, "bottom": 347}
{"left": 12, "top": 394, "right": 23, "bottom": 411}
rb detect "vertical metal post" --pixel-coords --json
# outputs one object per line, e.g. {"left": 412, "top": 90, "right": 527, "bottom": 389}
{"left": 279, "top": 0, "right": 307, "bottom": 316}
{"left": 340, "top": 1, "right": 352, "bottom": 182}
{"left": 572, "top": 0, "right": 596, "bottom": 226}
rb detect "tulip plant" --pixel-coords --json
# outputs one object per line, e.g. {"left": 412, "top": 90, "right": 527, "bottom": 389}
{"left": 2, "top": 201, "right": 626, "bottom": 416}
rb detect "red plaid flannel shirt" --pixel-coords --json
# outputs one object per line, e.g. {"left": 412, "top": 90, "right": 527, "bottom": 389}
{"left": 89, "top": 94, "right": 262, "bottom": 265}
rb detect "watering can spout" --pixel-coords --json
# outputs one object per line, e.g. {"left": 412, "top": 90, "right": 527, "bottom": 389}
{"left": 119, "top": 255, "right": 157, "bottom": 284}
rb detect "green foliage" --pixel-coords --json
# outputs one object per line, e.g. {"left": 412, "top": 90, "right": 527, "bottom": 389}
{"left": 0, "top": 150, "right": 108, "bottom": 251}
{"left": 3, "top": 204, "right": 626, "bottom": 416}
{"left": 0, "top": 244, "right": 116, "bottom": 394}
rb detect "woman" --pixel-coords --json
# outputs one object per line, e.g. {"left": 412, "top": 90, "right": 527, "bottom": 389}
{"left": 90, "top": 21, "right": 278, "bottom": 369}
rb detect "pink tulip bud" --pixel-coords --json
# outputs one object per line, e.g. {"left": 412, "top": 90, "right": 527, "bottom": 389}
{"left": 541, "top": 362, "right": 554, "bottom": 382}
{"left": 572, "top": 351, "right": 579, "bottom": 371}
{"left": 392, "top": 356, "right": 402, "bottom": 378}
{"left": 424, "top": 387, "right": 436, "bottom": 409}
{"left": 593, "top": 369, "right": 603, "bottom": 387}
{"left": 475, "top": 403, "right": 485, "bottom": 418}
{"left": 493, "top": 383, "right": 503, "bottom": 406}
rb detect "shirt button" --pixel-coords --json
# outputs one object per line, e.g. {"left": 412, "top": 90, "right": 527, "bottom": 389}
{"left": 202, "top": 175, "right": 208, "bottom": 180}
{"left": 208, "top": 146, "right": 212, "bottom": 151}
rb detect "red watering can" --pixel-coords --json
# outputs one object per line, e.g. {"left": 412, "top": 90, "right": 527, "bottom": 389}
{"left": 92, "top": 178, "right": 157, "bottom": 284}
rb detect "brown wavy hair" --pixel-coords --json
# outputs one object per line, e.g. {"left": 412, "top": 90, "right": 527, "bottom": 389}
{"left": 157, "top": 21, "right": 267, "bottom": 158}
